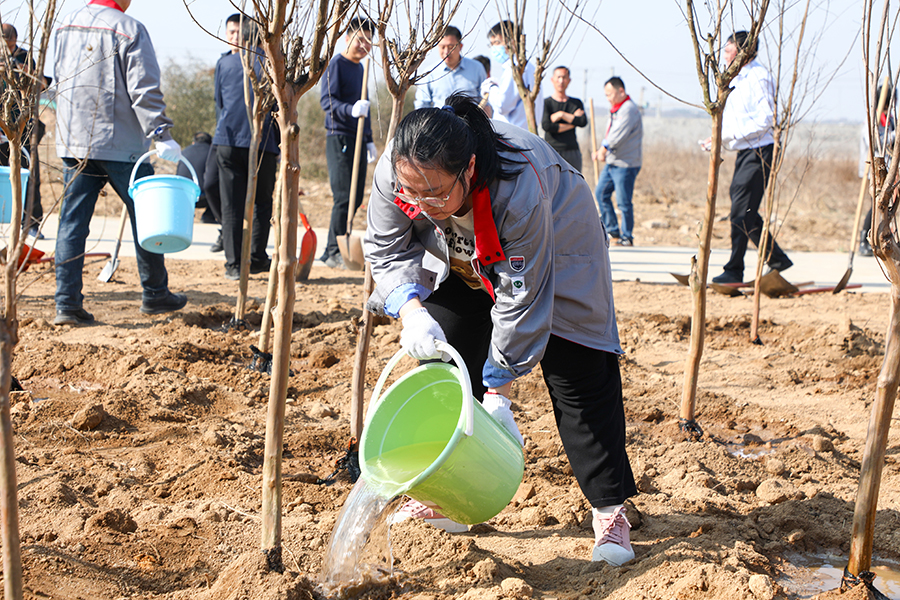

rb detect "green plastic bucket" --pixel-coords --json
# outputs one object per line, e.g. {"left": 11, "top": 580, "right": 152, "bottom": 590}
{"left": 128, "top": 151, "right": 200, "bottom": 254}
{"left": 360, "top": 341, "right": 525, "bottom": 525}
{"left": 0, "top": 148, "right": 30, "bottom": 224}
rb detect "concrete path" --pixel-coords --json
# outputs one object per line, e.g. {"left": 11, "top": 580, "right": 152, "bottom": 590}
{"left": 23, "top": 214, "right": 891, "bottom": 294}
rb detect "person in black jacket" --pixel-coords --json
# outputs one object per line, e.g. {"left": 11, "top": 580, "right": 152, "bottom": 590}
{"left": 541, "top": 66, "right": 587, "bottom": 172}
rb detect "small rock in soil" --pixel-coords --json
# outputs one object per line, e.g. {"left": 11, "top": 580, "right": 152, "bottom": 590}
{"left": 71, "top": 404, "right": 106, "bottom": 431}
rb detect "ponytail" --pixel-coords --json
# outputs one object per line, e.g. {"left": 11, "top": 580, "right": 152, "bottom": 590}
{"left": 392, "top": 92, "right": 524, "bottom": 190}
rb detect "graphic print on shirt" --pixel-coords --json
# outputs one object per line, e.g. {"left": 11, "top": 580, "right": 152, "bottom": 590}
{"left": 445, "top": 215, "right": 487, "bottom": 291}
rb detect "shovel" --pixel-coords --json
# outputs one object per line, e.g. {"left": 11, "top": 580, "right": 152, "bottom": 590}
{"left": 337, "top": 56, "right": 370, "bottom": 272}
{"left": 98, "top": 205, "right": 129, "bottom": 282}
{"left": 296, "top": 211, "right": 317, "bottom": 281}
{"left": 834, "top": 79, "right": 891, "bottom": 294}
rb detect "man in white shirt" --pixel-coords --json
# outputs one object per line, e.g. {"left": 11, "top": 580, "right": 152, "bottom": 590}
{"left": 484, "top": 20, "right": 543, "bottom": 130}
{"left": 415, "top": 26, "right": 487, "bottom": 109}
{"left": 708, "top": 31, "right": 792, "bottom": 285}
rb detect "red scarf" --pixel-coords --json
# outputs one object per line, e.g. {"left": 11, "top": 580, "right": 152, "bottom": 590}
{"left": 89, "top": 0, "right": 124, "bottom": 11}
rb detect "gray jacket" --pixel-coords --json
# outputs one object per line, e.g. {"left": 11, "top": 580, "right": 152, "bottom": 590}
{"left": 603, "top": 99, "right": 642, "bottom": 168}
{"left": 364, "top": 121, "right": 622, "bottom": 382}
{"left": 54, "top": 4, "right": 173, "bottom": 162}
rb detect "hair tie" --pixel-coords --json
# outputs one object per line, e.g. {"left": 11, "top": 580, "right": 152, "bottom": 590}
{"left": 441, "top": 105, "right": 456, "bottom": 114}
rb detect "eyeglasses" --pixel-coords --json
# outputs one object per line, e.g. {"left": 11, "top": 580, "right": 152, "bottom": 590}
{"left": 393, "top": 168, "right": 466, "bottom": 208}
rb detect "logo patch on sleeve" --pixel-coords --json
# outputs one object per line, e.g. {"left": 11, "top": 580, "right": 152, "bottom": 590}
{"left": 511, "top": 276, "right": 525, "bottom": 295}
{"left": 509, "top": 255, "right": 525, "bottom": 272}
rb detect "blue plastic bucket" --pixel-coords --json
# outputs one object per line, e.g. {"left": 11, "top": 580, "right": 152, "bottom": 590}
{"left": 0, "top": 148, "right": 31, "bottom": 224}
{"left": 128, "top": 151, "right": 200, "bottom": 254}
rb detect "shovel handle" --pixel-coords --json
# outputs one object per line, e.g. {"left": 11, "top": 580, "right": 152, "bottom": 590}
{"left": 589, "top": 98, "right": 600, "bottom": 189}
{"left": 346, "top": 57, "right": 371, "bottom": 238}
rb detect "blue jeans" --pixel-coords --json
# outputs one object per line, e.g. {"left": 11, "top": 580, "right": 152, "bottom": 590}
{"left": 595, "top": 164, "right": 641, "bottom": 242}
{"left": 55, "top": 158, "right": 170, "bottom": 310}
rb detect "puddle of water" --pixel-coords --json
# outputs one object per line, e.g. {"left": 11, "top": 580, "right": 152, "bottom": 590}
{"left": 779, "top": 553, "right": 900, "bottom": 599}
{"left": 727, "top": 444, "right": 776, "bottom": 459}
{"left": 318, "top": 478, "right": 400, "bottom": 598}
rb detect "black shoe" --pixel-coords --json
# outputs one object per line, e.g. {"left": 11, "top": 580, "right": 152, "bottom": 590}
{"left": 210, "top": 230, "right": 223, "bottom": 253}
{"left": 712, "top": 271, "right": 743, "bottom": 285}
{"left": 141, "top": 292, "right": 187, "bottom": 315}
{"left": 617, "top": 238, "right": 634, "bottom": 247}
{"left": 859, "top": 238, "right": 874, "bottom": 257}
{"left": 766, "top": 257, "right": 793, "bottom": 273}
{"left": 201, "top": 210, "right": 218, "bottom": 224}
{"left": 54, "top": 307, "right": 94, "bottom": 326}
{"left": 224, "top": 265, "right": 240, "bottom": 280}
{"left": 28, "top": 225, "right": 45, "bottom": 240}
{"left": 250, "top": 258, "right": 271, "bottom": 274}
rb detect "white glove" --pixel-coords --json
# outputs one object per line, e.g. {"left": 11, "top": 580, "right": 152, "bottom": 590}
{"left": 480, "top": 78, "right": 497, "bottom": 97}
{"left": 155, "top": 138, "right": 182, "bottom": 162}
{"left": 482, "top": 392, "right": 524, "bottom": 446}
{"left": 366, "top": 142, "right": 377, "bottom": 164}
{"left": 351, "top": 99, "right": 370, "bottom": 118}
{"left": 400, "top": 307, "right": 449, "bottom": 361}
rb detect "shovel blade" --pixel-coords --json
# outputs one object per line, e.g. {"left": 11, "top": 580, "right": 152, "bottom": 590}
{"left": 832, "top": 268, "right": 852, "bottom": 294}
{"left": 97, "top": 258, "right": 119, "bottom": 283}
{"left": 337, "top": 233, "right": 365, "bottom": 271}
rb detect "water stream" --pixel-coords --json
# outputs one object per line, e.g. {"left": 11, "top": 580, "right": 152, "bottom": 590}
{"left": 779, "top": 553, "right": 900, "bottom": 599}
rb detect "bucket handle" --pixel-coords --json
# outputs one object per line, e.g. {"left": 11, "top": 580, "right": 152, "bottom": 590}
{"left": 366, "top": 340, "right": 474, "bottom": 437}
{"left": 128, "top": 150, "right": 200, "bottom": 192}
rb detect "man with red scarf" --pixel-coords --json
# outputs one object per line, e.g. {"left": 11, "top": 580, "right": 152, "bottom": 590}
{"left": 52, "top": 0, "right": 187, "bottom": 325}
{"left": 592, "top": 76, "right": 643, "bottom": 247}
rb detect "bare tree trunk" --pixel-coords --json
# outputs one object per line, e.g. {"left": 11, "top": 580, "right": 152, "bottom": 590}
{"left": 236, "top": 122, "right": 262, "bottom": 321}
{"left": 848, "top": 283, "right": 900, "bottom": 574}
{"left": 0, "top": 321, "right": 22, "bottom": 600}
{"left": 680, "top": 111, "right": 724, "bottom": 428}
{"left": 386, "top": 86, "right": 409, "bottom": 143}
{"left": 259, "top": 174, "right": 283, "bottom": 354}
{"left": 750, "top": 129, "right": 782, "bottom": 343}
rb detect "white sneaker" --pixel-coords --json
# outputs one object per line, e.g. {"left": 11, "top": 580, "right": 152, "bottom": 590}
{"left": 389, "top": 498, "right": 469, "bottom": 533}
{"left": 591, "top": 505, "right": 634, "bottom": 565}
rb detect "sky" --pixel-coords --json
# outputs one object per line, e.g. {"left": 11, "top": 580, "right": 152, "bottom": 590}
{"left": 3, "top": 0, "right": 871, "bottom": 123}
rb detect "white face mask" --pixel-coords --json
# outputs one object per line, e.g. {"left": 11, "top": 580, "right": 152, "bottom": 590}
{"left": 490, "top": 44, "right": 509, "bottom": 65}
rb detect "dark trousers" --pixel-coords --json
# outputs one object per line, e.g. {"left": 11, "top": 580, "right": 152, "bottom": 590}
{"left": 425, "top": 274, "right": 637, "bottom": 507}
{"left": 216, "top": 145, "right": 277, "bottom": 270}
{"left": 325, "top": 134, "right": 367, "bottom": 259}
{"left": 0, "top": 139, "right": 42, "bottom": 227}
{"left": 722, "top": 144, "right": 791, "bottom": 277}
{"left": 203, "top": 144, "right": 221, "bottom": 224}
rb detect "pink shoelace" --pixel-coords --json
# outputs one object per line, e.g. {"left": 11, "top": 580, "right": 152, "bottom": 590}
{"left": 594, "top": 506, "right": 633, "bottom": 552}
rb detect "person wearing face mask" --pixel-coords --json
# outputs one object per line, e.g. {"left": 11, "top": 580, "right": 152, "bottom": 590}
{"left": 319, "top": 17, "right": 376, "bottom": 270}
{"left": 415, "top": 25, "right": 487, "bottom": 110}
{"left": 364, "top": 93, "right": 637, "bottom": 566}
{"left": 482, "top": 20, "right": 543, "bottom": 130}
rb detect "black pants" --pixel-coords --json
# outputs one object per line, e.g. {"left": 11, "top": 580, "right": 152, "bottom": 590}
{"left": 216, "top": 145, "right": 277, "bottom": 269}
{"left": 0, "top": 137, "right": 42, "bottom": 227}
{"left": 425, "top": 274, "right": 637, "bottom": 507}
{"left": 202, "top": 144, "right": 222, "bottom": 224}
{"left": 722, "top": 144, "right": 790, "bottom": 277}
{"left": 325, "top": 134, "right": 367, "bottom": 259}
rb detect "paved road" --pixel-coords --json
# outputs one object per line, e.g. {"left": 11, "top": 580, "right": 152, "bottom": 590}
{"left": 23, "top": 214, "right": 891, "bottom": 294}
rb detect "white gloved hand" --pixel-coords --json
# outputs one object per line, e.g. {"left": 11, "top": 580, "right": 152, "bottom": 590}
{"left": 155, "top": 138, "right": 182, "bottom": 162}
{"left": 400, "top": 307, "right": 449, "bottom": 361}
{"left": 482, "top": 392, "right": 524, "bottom": 446}
{"left": 351, "top": 99, "right": 371, "bottom": 118}
{"left": 480, "top": 78, "right": 497, "bottom": 97}
{"left": 366, "top": 142, "right": 377, "bottom": 164}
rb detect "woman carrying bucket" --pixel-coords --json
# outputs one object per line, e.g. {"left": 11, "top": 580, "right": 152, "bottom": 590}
{"left": 363, "top": 93, "right": 637, "bottom": 566}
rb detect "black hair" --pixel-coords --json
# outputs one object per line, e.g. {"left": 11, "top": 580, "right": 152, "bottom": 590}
{"left": 193, "top": 132, "right": 213, "bottom": 145}
{"left": 226, "top": 13, "right": 242, "bottom": 25}
{"left": 473, "top": 55, "right": 490, "bottom": 77}
{"left": 488, "top": 20, "right": 515, "bottom": 40}
{"left": 727, "top": 30, "right": 758, "bottom": 60}
{"left": 605, "top": 76, "right": 625, "bottom": 91}
{"left": 444, "top": 25, "right": 462, "bottom": 41}
{"left": 554, "top": 66, "right": 570, "bottom": 77}
{"left": 1, "top": 23, "right": 17, "bottom": 41}
{"left": 347, "top": 17, "right": 375, "bottom": 35}
{"left": 392, "top": 92, "right": 525, "bottom": 192}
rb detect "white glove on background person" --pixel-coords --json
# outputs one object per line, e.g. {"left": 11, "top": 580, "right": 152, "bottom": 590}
{"left": 480, "top": 78, "right": 497, "bottom": 97}
{"left": 400, "top": 307, "right": 449, "bottom": 361}
{"left": 155, "top": 138, "right": 182, "bottom": 162}
{"left": 351, "top": 99, "right": 371, "bottom": 118}
{"left": 482, "top": 392, "right": 524, "bottom": 446}
{"left": 366, "top": 142, "right": 377, "bottom": 164}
